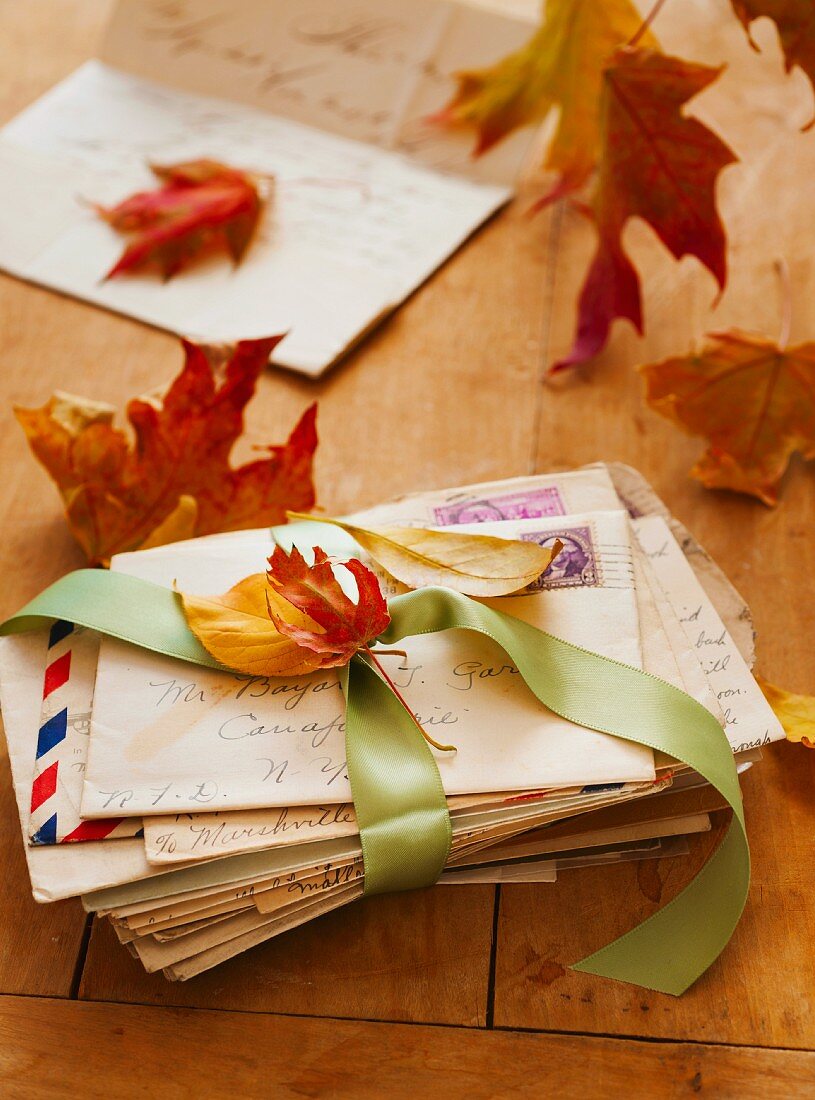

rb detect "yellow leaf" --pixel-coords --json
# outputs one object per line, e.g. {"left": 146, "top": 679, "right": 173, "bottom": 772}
{"left": 180, "top": 573, "right": 326, "bottom": 677}
{"left": 141, "top": 495, "right": 199, "bottom": 552}
{"left": 757, "top": 677, "right": 815, "bottom": 748}
{"left": 287, "top": 513, "right": 561, "bottom": 596}
{"left": 434, "top": 0, "right": 656, "bottom": 198}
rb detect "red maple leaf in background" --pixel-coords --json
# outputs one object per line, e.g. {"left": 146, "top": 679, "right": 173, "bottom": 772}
{"left": 551, "top": 48, "right": 737, "bottom": 373}
{"left": 16, "top": 337, "right": 317, "bottom": 563}
{"left": 95, "top": 159, "right": 268, "bottom": 279}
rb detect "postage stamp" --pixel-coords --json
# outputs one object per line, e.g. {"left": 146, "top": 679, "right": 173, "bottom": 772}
{"left": 433, "top": 487, "right": 566, "bottom": 526}
{"left": 521, "top": 526, "right": 600, "bottom": 590}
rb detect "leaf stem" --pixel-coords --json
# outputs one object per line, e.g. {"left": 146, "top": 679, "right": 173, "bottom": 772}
{"left": 774, "top": 258, "right": 792, "bottom": 350}
{"left": 628, "top": 0, "right": 669, "bottom": 47}
{"left": 363, "top": 646, "right": 457, "bottom": 753}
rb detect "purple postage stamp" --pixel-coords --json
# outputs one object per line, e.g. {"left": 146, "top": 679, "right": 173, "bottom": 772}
{"left": 521, "top": 526, "right": 599, "bottom": 590}
{"left": 433, "top": 487, "right": 566, "bottom": 526}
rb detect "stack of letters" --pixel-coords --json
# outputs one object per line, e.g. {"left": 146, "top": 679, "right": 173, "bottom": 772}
{"left": 0, "top": 464, "right": 783, "bottom": 980}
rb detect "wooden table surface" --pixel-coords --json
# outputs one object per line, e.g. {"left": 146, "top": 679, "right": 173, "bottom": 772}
{"left": 1, "top": 2, "right": 813, "bottom": 1096}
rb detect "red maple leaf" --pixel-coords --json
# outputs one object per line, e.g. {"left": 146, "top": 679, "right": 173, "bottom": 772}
{"left": 95, "top": 159, "right": 267, "bottom": 279}
{"left": 265, "top": 545, "right": 391, "bottom": 668}
{"left": 15, "top": 336, "right": 317, "bottom": 563}
{"left": 551, "top": 48, "right": 737, "bottom": 373}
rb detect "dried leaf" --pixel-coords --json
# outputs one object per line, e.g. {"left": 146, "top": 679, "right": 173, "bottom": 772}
{"left": 757, "top": 676, "right": 815, "bottom": 747}
{"left": 180, "top": 574, "right": 325, "bottom": 678}
{"left": 640, "top": 329, "right": 815, "bottom": 504}
{"left": 730, "top": 1, "right": 815, "bottom": 125}
{"left": 266, "top": 545, "right": 390, "bottom": 667}
{"left": 15, "top": 336, "right": 318, "bottom": 563}
{"left": 288, "top": 512, "right": 561, "bottom": 595}
{"left": 552, "top": 48, "right": 737, "bottom": 373}
{"left": 140, "top": 495, "right": 199, "bottom": 551}
{"left": 432, "top": 0, "right": 655, "bottom": 201}
{"left": 95, "top": 159, "right": 267, "bottom": 279}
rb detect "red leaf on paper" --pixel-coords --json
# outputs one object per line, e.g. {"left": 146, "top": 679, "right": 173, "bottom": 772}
{"left": 15, "top": 336, "right": 318, "bottom": 564}
{"left": 640, "top": 328, "right": 815, "bottom": 504}
{"left": 551, "top": 48, "right": 737, "bottom": 373}
{"left": 95, "top": 159, "right": 268, "bottom": 279}
{"left": 730, "top": 1, "right": 815, "bottom": 126}
{"left": 266, "top": 545, "right": 391, "bottom": 667}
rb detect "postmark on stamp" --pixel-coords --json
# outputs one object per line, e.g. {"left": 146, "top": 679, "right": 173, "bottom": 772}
{"left": 433, "top": 487, "right": 566, "bottom": 526}
{"left": 521, "top": 526, "right": 600, "bottom": 590}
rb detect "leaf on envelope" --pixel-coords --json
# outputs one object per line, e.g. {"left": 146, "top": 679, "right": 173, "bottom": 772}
{"left": 640, "top": 329, "right": 815, "bottom": 504}
{"left": 15, "top": 336, "right": 318, "bottom": 564}
{"left": 757, "top": 676, "right": 815, "bottom": 747}
{"left": 182, "top": 548, "right": 453, "bottom": 751}
{"left": 180, "top": 573, "right": 327, "bottom": 677}
{"left": 95, "top": 159, "right": 268, "bottom": 279}
{"left": 431, "top": 0, "right": 656, "bottom": 203}
{"left": 265, "top": 545, "right": 391, "bottom": 668}
{"left": 729, "top": 1, "right": 815, "bottom": 126}
{"left": 287, "top": 512, "right": 562, "bottom": 595}
{"left": 551, "top": 48, "right": 737, "bottom": 373}
{"left": 140, "top": 495, "right": 199, "bottom": 551}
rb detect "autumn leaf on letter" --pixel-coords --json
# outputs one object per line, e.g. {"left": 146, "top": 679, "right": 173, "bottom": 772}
{"left": 180, "top": 573, "right": 330, "bottom": 679}
{"left": 757, "top": 677, "right": 815, "bottom": 747}
{"left": 265, "top": 545, "right": 391, "bottom": 668}
{"left": 730, "top": 1, "right": 815, "bottom": 124}
{"left": 432, "top": 0, "right": 656, "bottom": 202}
{"left": 15, "top": 337, "right": 318, "bottom": 563}
{"left": 552, "top": 49, "right": 737, "bottom": 373}
{"left": 183, "top": 548, "right": 453, "bottom": 751}
{"left": 640, "top": 329, "right": 815, "bottom": 504}
{"left": 286, "top": 512, "right": 561, "bottom": 596}
{"left": 95, "top": 159, "right": 268, "bottom": 279}
{"left": 182, "top": 547, "right": 389, "bottom": 676}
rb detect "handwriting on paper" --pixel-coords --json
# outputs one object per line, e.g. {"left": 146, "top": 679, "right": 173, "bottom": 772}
{"left": 633, "top": 516, "right": 784, "bottom": 752}
{"left": 150, "top": 802, "right": 357, "bottom": 857}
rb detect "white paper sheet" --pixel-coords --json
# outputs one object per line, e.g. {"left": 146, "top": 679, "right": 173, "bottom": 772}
{"left": 0, "top": 0, "right": 534, "bottom": 375}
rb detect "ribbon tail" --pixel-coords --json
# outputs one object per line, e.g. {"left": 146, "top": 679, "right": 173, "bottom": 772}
{"left": 381, "top": 586, "right": 751, "bottom": 995}
{"left": 344, "top": 655, "right": 451, "bottom": 896}
{"left": 572, "top": 818, "right": 749, "bottom": 995}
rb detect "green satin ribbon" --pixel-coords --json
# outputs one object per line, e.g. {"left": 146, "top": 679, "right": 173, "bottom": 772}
{"left": 0, "top": 570, "right": 748, "bottom": 996}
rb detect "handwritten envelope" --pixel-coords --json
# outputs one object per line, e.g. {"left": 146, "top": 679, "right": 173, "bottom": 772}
{"left": 81, "top": 508, "right": 655, "bottom": 819}
{"left": 136, "top": 513, "right": 714, "bottom": 870}
{"left": 0, "top": 0, "right": 534, "bottom": 376}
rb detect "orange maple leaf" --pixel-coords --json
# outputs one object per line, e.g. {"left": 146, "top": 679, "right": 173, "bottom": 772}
{"left": 95, "top": 159, "right": 267, "bottom": 279}
{"left": 265, "top": 545, "right": 391, "bottom": 668}
{"left": 730, "top": 1, "right": 815, "bottom": 127}
{"left": 640, "top": 329, "right": 815, "bottom": 504}
{"left": 551, "top": 48, "right": 737, "bottom": 373}
{"left": 15, "top": 336, "right": 318, "bottom": 563}
{"left": 431, "top": 0, "right": 655, "bottom": 204}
